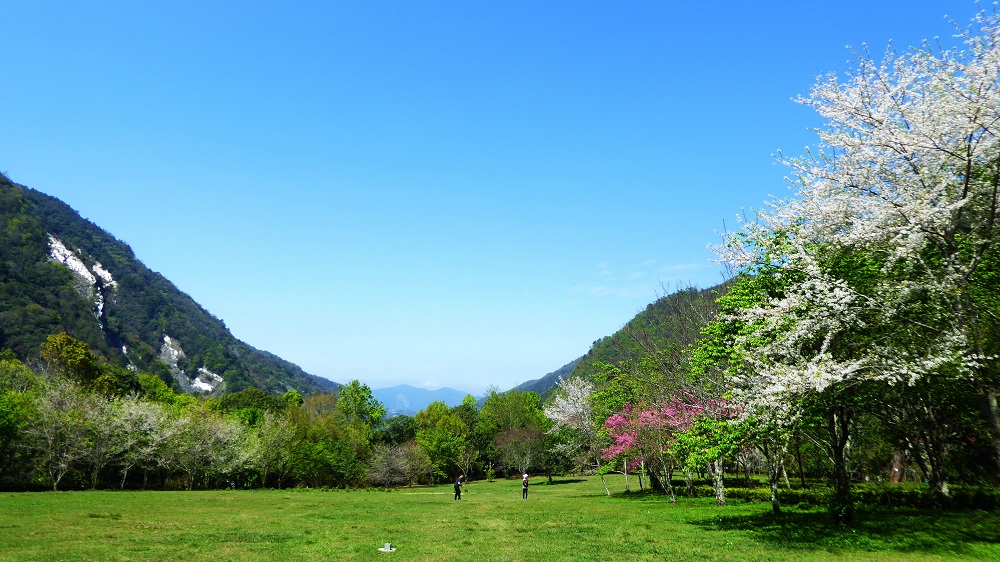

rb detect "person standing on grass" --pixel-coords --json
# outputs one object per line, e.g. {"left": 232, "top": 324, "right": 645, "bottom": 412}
{"left": 454, "top": 474, "right": 465, "bottom": 500}
{"left": 522, "top": 474, "right": 529, "bottom": 500}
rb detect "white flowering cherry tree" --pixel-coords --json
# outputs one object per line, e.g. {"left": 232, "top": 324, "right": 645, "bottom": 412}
{"left": 716, "top": 9, "right": 1000, "bottom": 518}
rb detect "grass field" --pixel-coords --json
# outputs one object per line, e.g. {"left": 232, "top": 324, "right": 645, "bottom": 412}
{"left": 1, "top": 475, "right": 998, "bottom": 561}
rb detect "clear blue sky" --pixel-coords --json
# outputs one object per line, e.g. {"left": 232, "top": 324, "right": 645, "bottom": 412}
{"left": 0, "top": 1, "right": 978, "bottom": 394}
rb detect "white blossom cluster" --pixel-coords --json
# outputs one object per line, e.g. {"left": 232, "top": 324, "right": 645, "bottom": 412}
{"left": 717, "top": 11, "right": 1000, "bottom": 415}
{"left": 544, "top": 376, "right": 595, "bottom": 435}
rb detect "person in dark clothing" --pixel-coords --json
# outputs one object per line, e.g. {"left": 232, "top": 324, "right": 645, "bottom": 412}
{"left": 454, "top": 474, "right": 465, "bottom": 500}
{"left": 522, "top": 474, "right": 529, "bottom": 500}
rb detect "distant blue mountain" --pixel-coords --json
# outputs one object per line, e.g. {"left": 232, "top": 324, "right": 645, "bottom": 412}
{"left": 372, "top": 384, "right": 470, "bottom": 415}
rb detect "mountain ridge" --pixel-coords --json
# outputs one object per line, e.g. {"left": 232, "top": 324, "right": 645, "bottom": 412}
{"left": 511, "top": 285, "right": 727, "bottom": 400}
{"left": 512, "top": 357, "right": 582, "bottom": 401}
{"left": 371, "top": 384, "right": 470, "bottom": 415}
{"left": 0, "top": 174, "right": 339, "bottom": 395}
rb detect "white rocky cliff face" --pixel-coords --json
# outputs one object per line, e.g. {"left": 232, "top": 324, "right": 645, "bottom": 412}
{"left": 47, "top": 235, "right": 229, "bottom": 396}
{"left": 159, "top": 335, "right": 226, "bottom": 394}
{"left": 47, "top": 234, "right": 118, "bottom": 327}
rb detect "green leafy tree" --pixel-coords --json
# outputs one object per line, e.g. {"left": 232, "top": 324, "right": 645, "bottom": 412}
{"left": 415, "top": 401, "right": 469, "bottom": 481}
{"left": 138, "top": 373, "right": 180, "bottom": 406}
{"left": 401, "top": 440, "right": 435, "bottom": 486}
{"left": 0, "top": 388, "right": 36, "bottom": 480}
{"left": 382, "top": 414, "right": 417, "bottom": 446}
{"left": 0, "top": 356, "right": 43, "bottom": 481}
{"left": 326, "top": 438, "right": 365, "bottom": 487}
{"left": 40, "top": 333, "right": 138, "bottom": 396}
{"left": 41, "top": 333, "right": 102, "bottom": 387}
{"left": 335, "top": 380, "right": 386, "bottom": 460}
{"left": 476, "top": 389, "right": 548, "bottom": 476}
{"left": 282, "top": 390, "right": 304, "bottom": 408}
{"left": 249, "top": 410, "right": 295, "bottom": 488}
{"left": 673, "top": 415, "right": 746, "bottom": 506}
{"left": 454, "top": 394, "right": 479, "bottom": 434}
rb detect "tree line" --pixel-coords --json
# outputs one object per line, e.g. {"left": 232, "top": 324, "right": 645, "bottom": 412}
{"left": 0, "top": 333, "right": 561, "bottom": 491}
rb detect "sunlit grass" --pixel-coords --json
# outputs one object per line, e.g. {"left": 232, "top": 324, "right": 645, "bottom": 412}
{"left": 1, "top": 476, "right": 997, "bottom": 561}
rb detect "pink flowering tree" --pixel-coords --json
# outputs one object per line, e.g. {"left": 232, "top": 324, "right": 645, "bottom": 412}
{"left": 600, "top": 393, "right": 740, "bottom": 503}
{"left": 598, "top": 405, "right": 640, "bottom": 496}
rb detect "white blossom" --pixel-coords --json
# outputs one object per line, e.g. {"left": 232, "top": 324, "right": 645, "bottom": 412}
{"left": 717, "top": 10, "right": 1000, "bottom": 415}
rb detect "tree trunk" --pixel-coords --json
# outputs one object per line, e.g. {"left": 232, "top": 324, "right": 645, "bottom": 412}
{"left": 981, "top": 388, "right": 1000, "bottom": 468}
{"left": 600, "top": 473, "right": 611, "bottom": 496}
{"left": 711, "top": 460, "right": 726, "bottom": 507}
{"left": 652, "top": 460, "right": 676, "bottom": 502}
{"left": 938, "top": 479, "right": 951, "bottom": 507}
{"left": 795, "top": 438, "right": 807, "bottom": 488}
{"left": 768, "top": 455, "right": 781, "bottom": 514}
{"left": 664, "top": 468, "right": 676, "bottom": 503}
{"left": 760, "top": 441, "right": 783, "bottom": 514}
{"left": 890, "top": 450, "right": 906, "bottom": 483}
{"left": 827, "top": 406, "right": 854, "bottom": 524}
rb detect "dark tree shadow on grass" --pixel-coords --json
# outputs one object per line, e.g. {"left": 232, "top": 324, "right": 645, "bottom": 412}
{"left": 691, "top": 507, "right": 1000, "bottom": 556}
{"left": 540, "top": 478, "right": 586, "bottom": 486}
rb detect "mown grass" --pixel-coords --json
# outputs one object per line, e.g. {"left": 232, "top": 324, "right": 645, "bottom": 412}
{"left": 1, "top": 475, "right": 998, "bottom": 561}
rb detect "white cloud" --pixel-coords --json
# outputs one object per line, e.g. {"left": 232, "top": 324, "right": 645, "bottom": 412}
{"left": 572, "top": 260, "right": 719, "bottom": 300}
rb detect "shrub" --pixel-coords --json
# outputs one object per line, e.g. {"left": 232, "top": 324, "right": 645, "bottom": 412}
{"left": 722, "top": 484, "right": 1000, "bottom": 510}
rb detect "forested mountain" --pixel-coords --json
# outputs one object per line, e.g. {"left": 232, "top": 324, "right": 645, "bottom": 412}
{"left": 0, "top": 173, "right": 338, "bottom": 395}
{"left": 513, "top": 357, "right": 581, "bottom": 402}
{"left": 521, "top": 285, "right": 727, "bottom": 399}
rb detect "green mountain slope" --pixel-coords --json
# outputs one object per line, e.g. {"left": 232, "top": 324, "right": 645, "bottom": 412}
{"left": 513, "top": 357, "right": 581, "bottom": 402}
{"left": 570, "top": 285, "right": 726, "bottom": 383}
{"left": 518, "top": 285, "right": 727, "bottom": 399}
{"left": 0, "top": 173, "right": 338, "bottom": 395}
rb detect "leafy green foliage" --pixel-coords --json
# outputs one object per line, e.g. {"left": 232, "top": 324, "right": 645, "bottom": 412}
{"left": 381, "top": 414, "right": 417, "bottom": 445}
{"left": 414, "top": 401, "right": 468, "bottom": 480}
{"left": 475, "top": 389, "right": 549, "bottom": 475}
{"left": 41, "top": 333, "right": 140, "bottom": 397}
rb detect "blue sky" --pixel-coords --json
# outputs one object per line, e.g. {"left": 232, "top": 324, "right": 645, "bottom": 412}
{"left": 0, "top": 1, "right": 978, "bottom": 394}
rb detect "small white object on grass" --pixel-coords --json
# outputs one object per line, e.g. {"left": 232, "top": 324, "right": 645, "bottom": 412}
{"left": 378, "top": 542, "right": 396, "bottom": 552}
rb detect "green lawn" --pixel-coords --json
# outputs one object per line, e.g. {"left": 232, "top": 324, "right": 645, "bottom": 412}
{"left": 1, "top": 476, "right": 997, "bottom": 561}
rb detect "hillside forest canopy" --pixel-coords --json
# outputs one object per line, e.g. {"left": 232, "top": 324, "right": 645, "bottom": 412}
{"left": 1, "top": 8, "right": 1000, "bottom": 528}
{"left": 0, "top": 173, "right": 337, "bottom": 396}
